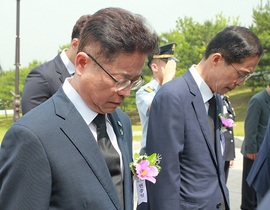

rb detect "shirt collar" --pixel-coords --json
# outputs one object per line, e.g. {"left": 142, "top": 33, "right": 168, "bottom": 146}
{"left": 189, "top": 64, "right": 213, "bottom": 103}
{"left": 150, "top": 78, "right": 161, "bottom": 91}
{"left": 62, "top": 78, "right": 96, "bottom": 125}
{"left": 60, "top": 50, "right": 75, "bottom": 75}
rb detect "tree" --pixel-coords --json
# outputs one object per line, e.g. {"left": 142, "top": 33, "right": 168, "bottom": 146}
{"left": 0, "top": 61, "right": 41, "bottom": 110}
{"left": 120, "top": 14, "right": 240, "bottom": 123}
{"left": 2, "top": 8, "right": 268, "bottom": 123}
{"left": 158, "top": 14, "right": 239, "bottom": 77}
{"left": 247, "top": 0, "right": 270, "bottom": 89}
{"left": 58, "top": 44, "right": 70, "bottom": 53}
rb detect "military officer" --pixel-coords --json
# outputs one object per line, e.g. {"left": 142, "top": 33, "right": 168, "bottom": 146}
{"left": 136, "top": 43, "right": 179, "bottom": 154}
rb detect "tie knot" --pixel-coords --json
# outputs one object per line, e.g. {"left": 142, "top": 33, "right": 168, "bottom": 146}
{"left": 93, "top": 114, "right": 106, "bottom": 128}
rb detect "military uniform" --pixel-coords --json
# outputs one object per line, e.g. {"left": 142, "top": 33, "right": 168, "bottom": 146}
{"left": 136, "top": 79, "right": 160, "bottom": 150}
{"left": 135, "top": 43, "right": 178, "bottom": 154}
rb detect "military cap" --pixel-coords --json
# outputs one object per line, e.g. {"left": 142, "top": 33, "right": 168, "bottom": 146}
{"left": 148, "top": 42, "right": 179, "bottom": 64}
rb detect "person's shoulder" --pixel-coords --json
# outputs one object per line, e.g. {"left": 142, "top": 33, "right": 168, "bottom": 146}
{"left": 29, "top": 58, "right": 55, "bottom": 73}
{"left": 249, "top": 90, "right": 265, "bottom": 102}
{"left": 143, "top": 85, "right": 155, "bottom": 93}
{"left": 255, "top": 89, "right": 267, "bottom": 97}
{"left": 136, "top": 81, "right": 156, "bottom": 95}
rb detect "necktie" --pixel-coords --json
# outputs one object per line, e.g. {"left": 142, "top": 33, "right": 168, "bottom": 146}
{"left": 93, "top": 114, "right": 124, "bottom": 207}
{"left": 208, "top": 95, "right": 216, "bottom": 142}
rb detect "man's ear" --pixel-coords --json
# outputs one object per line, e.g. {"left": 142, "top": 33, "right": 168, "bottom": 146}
{"left": 75, "top": 52, "right": 88, "bottom": 75}
{"left": 212, "top": 53, "right": 223, "bottom": 66}
{"left": 71, "top": 38, "right": 79, "bottom": 49}
{"left": 150, "top": 62, "right": 159, "bottom": 72}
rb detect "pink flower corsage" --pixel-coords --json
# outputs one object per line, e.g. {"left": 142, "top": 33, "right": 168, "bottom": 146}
{"left": 219, "top": 113, "right": 236, "bottom": 132}
{"left": 130, "top": 153, "right": 161, "bottom": 184}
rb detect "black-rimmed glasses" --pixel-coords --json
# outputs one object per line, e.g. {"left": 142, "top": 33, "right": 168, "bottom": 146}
{"left": 231, "top": 64, "right": 253, "bottom": 83}
{"left": 84, "top": 52, "right": 144, "bottom": 91}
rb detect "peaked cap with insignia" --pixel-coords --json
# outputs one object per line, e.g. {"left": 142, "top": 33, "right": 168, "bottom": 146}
{"left": 148, "top": 42, "right": 179, "bottom": 67}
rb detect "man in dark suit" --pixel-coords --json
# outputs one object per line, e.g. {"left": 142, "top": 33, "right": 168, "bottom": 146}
{"left": 240, "top": 83, "right": 270, "bottom": 210}
{"left": 144, "top": 26, "right": 263, "bottom": 210}
{"left": 21, "top": 14, "right": 91, "bottom": 115}
{"left": 0, "top": 7, "right": 158, "bottom": 210}
{"left": 247, "top": 117, "right": 270, "bottom": 204}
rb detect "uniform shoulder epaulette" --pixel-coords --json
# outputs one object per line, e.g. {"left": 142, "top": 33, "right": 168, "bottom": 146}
{"left": 144, "top": 86, "right": 155, "bottom": 93}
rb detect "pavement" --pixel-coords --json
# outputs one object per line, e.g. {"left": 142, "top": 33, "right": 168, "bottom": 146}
{"left": 226, "top": 137, "right": 243, "bottom": 210}
{"left": 132, "top": 136, "right": 244, "bottom": 210}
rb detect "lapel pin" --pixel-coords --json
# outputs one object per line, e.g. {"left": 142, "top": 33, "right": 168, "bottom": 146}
{"left": 120, "top": 128, "right": 124, "bottom": 136}
{"left": 117, "top": 121, "right": 122, "bottom": 127}
{"left": 117, "top": 121, "right": 124, "bottom": 136}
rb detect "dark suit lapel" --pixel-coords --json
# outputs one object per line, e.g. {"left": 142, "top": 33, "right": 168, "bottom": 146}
{"left": 53, "top": 89, "right": 122, "bottom": 209}
{"left": 183, "top": 71, "right": 218, "bottom": 166}
{"left": 54, "top": 54, "right": 72, "bottom": 83}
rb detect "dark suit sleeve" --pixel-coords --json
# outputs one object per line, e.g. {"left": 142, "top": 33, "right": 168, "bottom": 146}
{"left": 247, "top": 118, "right": 270, "bottom": 197}
{"left": 21, "top": 66, "right": 52, "bottom": 115}
{"left": 145, "top": 90, "right": 184, "bottom": 210}
{"left": 0, "top": 124, "right": 51, "bottom": 210}
{"left": 244, "top": 97, "right": 262, "bottom": 153}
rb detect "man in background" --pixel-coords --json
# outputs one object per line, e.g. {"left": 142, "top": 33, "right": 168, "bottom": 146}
{"left": 21, "top": 14, "right": 91, "bottom": 114}
{"left": 136, "top": 43, "right": 178, "bottom": 154}
{"left": 241, "top": 82, "right": 270, "bottom": 210}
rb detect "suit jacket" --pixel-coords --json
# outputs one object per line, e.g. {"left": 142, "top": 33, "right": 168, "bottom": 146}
{"left": 0, "top": 88, "right": 133, "bottom": 210}
{"left": 247, "top": 117, "right": 270, "bottom": 198}
{"left": 257, "top": 188, "right": 270, "bottom": 210}
{"left": 241, "top": 89, "right": 270, "bottom": 155}
{"left": 144, "top": 70, "right": 229, "bottom": 210}
{"left": 22, "top": 53, "right": 71, "bottom": 115}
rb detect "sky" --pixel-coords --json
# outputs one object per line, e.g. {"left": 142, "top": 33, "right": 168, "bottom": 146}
{"left": 0, "top": 0, "right": 266, "bottom": 70}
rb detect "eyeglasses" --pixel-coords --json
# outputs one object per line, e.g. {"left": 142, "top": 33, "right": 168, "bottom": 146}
{"left": 84, "top": 52, "right": 144, "bottom": 91}
{"left": 231, "top": 64, "right": 253, "bottom": 83}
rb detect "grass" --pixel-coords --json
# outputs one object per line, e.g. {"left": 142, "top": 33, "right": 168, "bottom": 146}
{"left": 132, "top": 125, "right": 142, "bottom": 141}
{"left": 226, "top": 86, "right": 261, "bottom": 136}
{"left": 0, "top": 115, "right": 13, "bottom": 142}
{"left": 0, "top": 86, "right": 262, "bottom": 143}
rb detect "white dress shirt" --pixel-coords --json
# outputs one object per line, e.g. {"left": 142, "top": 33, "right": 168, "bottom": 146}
{"left": 62, "top": 78, "right": 123, "bottom": 171}
{"left": 189, "top": 64, "right": 214, "bottom": 112}
{"left": 60, "top": 50, "right": 75, "bottom": 75}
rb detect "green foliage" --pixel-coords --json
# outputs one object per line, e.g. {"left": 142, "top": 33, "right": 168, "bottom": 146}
{"left": 247, "top": 1, "right": 270, "bottom": 88}
{"left": 0, "top": 61, "right": 41, "bottom": 109}
{"left": 0, "top": 115, "right": 13, "bottom": 142}
{"left": 0, "top": 86, "right": 255, "bottom": 142}
{"left": 226, "top": 86, "right": 263, "bottom": 136}
{"left": 0, "top": 0, "right": 269, "bottom": 130}
{"left": 158, "top": 13, "right": 239, "bottom": 77}
{"left": 58, "top": 44, "right": 71, "bottom": 53}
